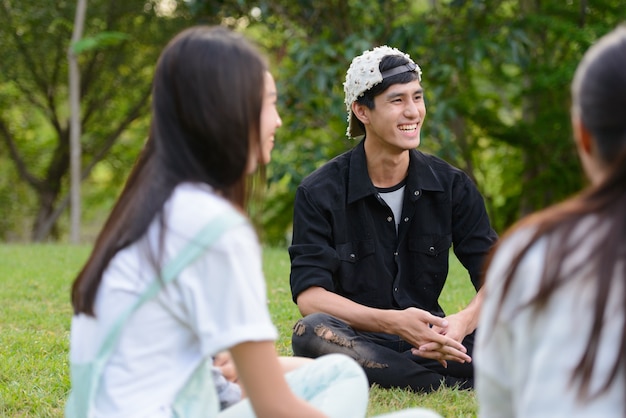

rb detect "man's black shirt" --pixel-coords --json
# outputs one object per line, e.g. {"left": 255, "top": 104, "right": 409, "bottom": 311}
{"left": 289, "top": 139, "right": 498, "bottom": 317}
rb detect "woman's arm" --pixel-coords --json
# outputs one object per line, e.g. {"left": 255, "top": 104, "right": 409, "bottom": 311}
{"left": 229, "top": 341, "right": 327, "bottom": 418}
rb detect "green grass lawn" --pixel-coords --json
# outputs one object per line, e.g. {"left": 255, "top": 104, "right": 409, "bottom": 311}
{"left": 0, "top": 244, "right": 477, "bottom": 417}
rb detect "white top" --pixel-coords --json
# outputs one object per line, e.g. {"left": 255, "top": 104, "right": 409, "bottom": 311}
{"left": 476, "top": 216, "right": 625, "bottom": 418}
{"left": 378, "top": 185, "right": 405, "bottom": 233}
{"left": 70, "top": 183, "right": 278, "bottom": 417}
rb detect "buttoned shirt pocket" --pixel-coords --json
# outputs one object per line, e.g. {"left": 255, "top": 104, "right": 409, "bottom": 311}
{"left": 336, "top": 239, "right": 376, "bottom": 271}
{"left": 409, "top": 234, "right": 451, "bottom": 264}
{"left": 335, "top": 239, "right": 378, "bottom": 302}
{"left": 407, "top": 235, "right": 452, "bottom": 305}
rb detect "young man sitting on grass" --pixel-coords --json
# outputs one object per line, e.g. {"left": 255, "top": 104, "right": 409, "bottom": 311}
{"left": 288, "top": 45, "right": 498, "bottom": 393}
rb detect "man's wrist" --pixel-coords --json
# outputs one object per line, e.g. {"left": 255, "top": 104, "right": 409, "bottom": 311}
{"left": 376, "top": 308, "right": 399, "bottom": 334}
{"left": 454, "top": 308, "right": 478, "bottom": 335}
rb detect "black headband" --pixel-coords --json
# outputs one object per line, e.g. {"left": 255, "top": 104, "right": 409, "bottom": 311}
{"left": 381, "top": 62, "right": 418, "bottom": 79}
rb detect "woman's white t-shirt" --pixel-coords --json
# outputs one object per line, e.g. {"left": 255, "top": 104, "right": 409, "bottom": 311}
{"left": 476, "top": 217, "right": 625, "bottom": 417}
{"left": 70, "top": 183, "right": 278, "bottom": 417}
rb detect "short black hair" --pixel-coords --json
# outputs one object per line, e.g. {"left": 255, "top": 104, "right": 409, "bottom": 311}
{"left": 353, "top": 54, "right": 420, "bottom": 134}
{"left": 356, "top": 54, "right": 420, "bottom": 110}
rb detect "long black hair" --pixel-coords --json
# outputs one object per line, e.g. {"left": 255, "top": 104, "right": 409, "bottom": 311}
{"left": 486, "top": 25, "right": 626, "bottom": 401}
{"left": 72, "top": 26, "right": 267, "bottom": 315}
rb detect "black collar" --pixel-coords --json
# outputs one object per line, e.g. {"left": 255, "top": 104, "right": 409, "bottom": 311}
{"left": 347, "top": 139, "right": 444, "bottom": 205}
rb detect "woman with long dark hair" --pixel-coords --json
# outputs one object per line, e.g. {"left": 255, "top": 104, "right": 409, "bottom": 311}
{"left": 476, "top": 25, "right": 626, "bottom": 417}
{"left": 65, "top": 26, "right": 372, "bottom": 418}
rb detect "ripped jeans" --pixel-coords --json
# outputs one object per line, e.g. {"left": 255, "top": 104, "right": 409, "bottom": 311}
{"left": 291, "top": 313, "right": 474, "bottom": 393}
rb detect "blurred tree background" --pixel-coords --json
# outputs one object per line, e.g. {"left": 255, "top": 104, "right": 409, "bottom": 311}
{"left": 0, "top": 0, "right": 623, "bottom": 243}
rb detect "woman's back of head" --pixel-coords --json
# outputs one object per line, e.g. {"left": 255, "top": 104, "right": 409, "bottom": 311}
{"left": 72, "top": 26, "right": 267, "bottom": 315}
{"left": 572, "top": 25, "right": 626, "bottom": 164}
{"left": 151, "top": 26, "right": 266, "bottom": 197}
{"left": 568, "top": 25, "right": 626, "bottom": 262}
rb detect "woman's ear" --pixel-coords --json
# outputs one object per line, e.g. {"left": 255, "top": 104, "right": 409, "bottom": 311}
{"left": 572, "top": 114, "right": 593, "bottom": 155}
{"left": 572, "top": 112, "right": 605, "bottom": 184}
{"left": 351, "top": 102, "right": 370, "bottom": 126}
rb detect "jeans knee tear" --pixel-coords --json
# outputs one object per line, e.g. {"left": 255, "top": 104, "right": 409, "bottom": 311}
{"left": 293, "top": 321, "right": 306, "bottom": 336}
{"left": 359, "top": 359, "right": 388, "bottom": 369}
{"left": 313, "top": 325, "right": 353, "bottom": 348}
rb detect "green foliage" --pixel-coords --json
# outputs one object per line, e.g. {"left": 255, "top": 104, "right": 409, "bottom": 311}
{"left": 420, "top": 0, "right": 621, "bottom": 230}
{"left": 0, "top": 0, "right": 193, "bottom": 241}
{"left": 71, "top": 31, "right": 130, "bottom": 54}
{"left": 0, "top": 1, "right": 624, "bottom": 242}
{"left": 0, "top": 244, "right": 477, "bottom": 416}
{"left": 193, "top": 0, "right": 623, "bottom": 241}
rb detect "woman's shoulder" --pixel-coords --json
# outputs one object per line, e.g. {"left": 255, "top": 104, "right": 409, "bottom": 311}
{"left": 168, "top": 182, "right": 238, "bottom": 221}
{"left": 161, "top": 182, "right": 251, "bottom": 244}
{"left": 483, "top": 225, "right": 545, "bottom": 308}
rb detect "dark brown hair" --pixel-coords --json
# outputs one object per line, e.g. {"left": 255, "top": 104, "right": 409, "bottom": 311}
{"left": 71, "top": 26, "right": 267, "bottom": 315}
{"left": 485, "top": 25, "right": 626, "bottom": 401}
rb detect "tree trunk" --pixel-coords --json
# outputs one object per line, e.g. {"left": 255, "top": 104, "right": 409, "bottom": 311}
{"left": 68, "top": 0, "right": 88, "bottom": 244}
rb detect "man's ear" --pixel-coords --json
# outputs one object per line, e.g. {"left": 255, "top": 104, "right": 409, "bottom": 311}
{"left": 351, "top": 102, "right": 370, "bottom": 126}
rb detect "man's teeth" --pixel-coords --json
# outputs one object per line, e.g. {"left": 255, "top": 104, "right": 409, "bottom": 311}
{"left": 399, "top": 124, "right": 417, "bottom": 131}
